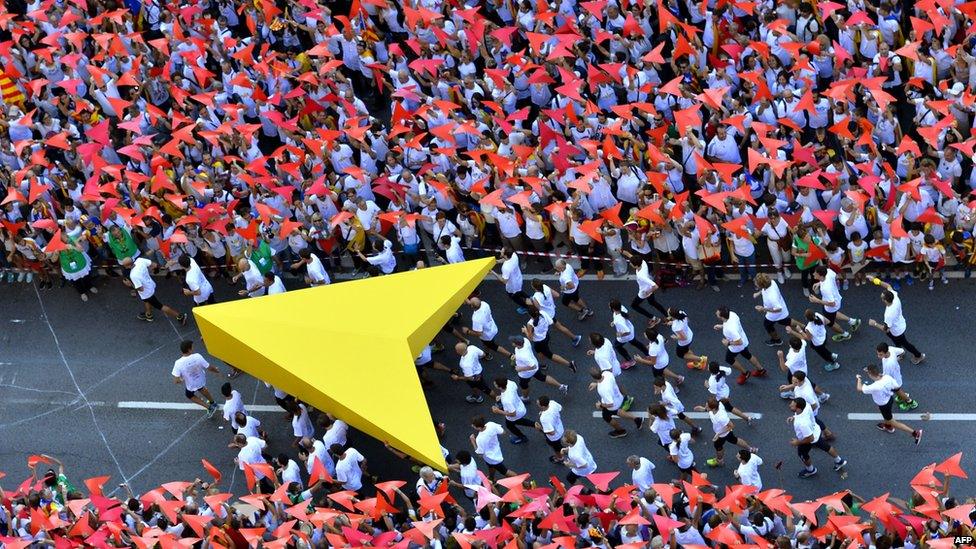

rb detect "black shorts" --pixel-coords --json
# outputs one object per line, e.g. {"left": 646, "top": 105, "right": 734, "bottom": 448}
{"left": 676, "top": 412, "right": 687, "bottom": 420}
{"left": 143, "top": 294, "right": 164, "bottom": 310}
{"left": 714, "top": 431, "right": 738, "bottom": 451}
{"left": 184, "top": 388, "right": 199, "bottom": 399}
{"left": 822, "top": 309, "right": 838, "bottom": 326}
{"left": 676, "top": 343, "right": 691, "bottom": 358}
{"left": 878, "top": 398, "right": 894, "bottom": 421}
{"left": 797, "top": 437, "right": 832, "bottom": 461}
{"left": 561, "top": 290, "right": 580, "bottom": 305}
{"left": 517, "top": 370, "right": 547, "bottom": 389}
{"left": 531, "top": 337, "right": 554, "bottom": 359}
{"left": 487, "top": 461, "right": 509, "bottom": 475}
{"left": 601, "top": 407, "right": 619, "bottom": 423}
{"left": 678, "top": 463, "right": 697, "bottom": 474}
{"left": 720, "top": 399, "right": 733, "bottom": 411}
{"left": 762, "top": 317, "right": 790, "bottom": 332}
{"left": 545, "top": 438, "right": 562, "bottom": 453}
{"left": 725, "top": 347, "right": 752, "bottom": 364}
{"left": 651, "top": 367, "right": 665, "bottom": 378}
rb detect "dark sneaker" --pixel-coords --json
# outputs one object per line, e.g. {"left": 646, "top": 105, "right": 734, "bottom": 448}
{"left": 765, "top": 338, "right": 783, "bottom": 347}
{"left": 137, "top": 313, "right": 154, "bottom": 322}
{"left": 465, "top": 394, "right": 484, "bottom": 404}
{"left": 509, "top": 436, "right": 528, "bottom": 444}
{"left": 798, "top": 468, "right": 818, "bottom": 479}
{"left": 572, "top": 335, "right": 582, "bottom": 347}
{"left": 913, "top": 429, "right": 923, "bottom": 446}
{"left": 177, "top": 313, "right": 188, "bottom": 326}
{"left": 206, "top": 402, "right": 218, "bottom": 418}
{"left": 609, "top": 429, "right": 628, "bottom": 439}
{"left": 833, "top": 459, "right": 848, "bottom": 471}
{"left": 692, "top": 426, "right": 703, "bottom": 436}
{"left": 634, "top": 417, "right": 644, "bottom": 430}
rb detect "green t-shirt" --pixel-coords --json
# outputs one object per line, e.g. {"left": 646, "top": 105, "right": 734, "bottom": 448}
{"left": 252, "top": 240, "right": 274, "bottom": 275}
{"left": 108, "top": 228, "right": 139, "bottom": 261}
{"left": 59, "top": 239, "right": 89, "bottom": 274}
{"left": 793, "top": 235, "right": 821, "bottom": 271}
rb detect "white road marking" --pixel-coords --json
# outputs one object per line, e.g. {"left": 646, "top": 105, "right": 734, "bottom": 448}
{"left": 117, "top": 401, "right": 282, "bottom": 412}
{"left": 848, "top": 413, "right": 976, "bottom": 421}
{"left": 592, "top": 411, "right": 762, "bottom": 420}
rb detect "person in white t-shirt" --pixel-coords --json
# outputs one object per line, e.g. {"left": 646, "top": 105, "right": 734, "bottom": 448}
{"left": 636, "top": 325, "right": 686, "bottom": 386}
{"left": 588, "top": 368, "right": 643, "bottom": 438}
{"left": 867, "top": 279, "right": 926, "bottom": 364}
{"left": 332, "top": 446, "right": 367, "bottom": 491}
{"left": 734, "top": 450, "right": 763, "bottom": 491}
{"left": 554, "top": 259, "right": 594, "bottom": 320}
{"left": 535, "top": 396, "right": 566, "bottom": 463}
{"left": 171, "top": 340, "right": 220, "bottom": 417}
{"left": 626, "top": 455, "right": 656, "bottom": 493}
{"left": 495, "top": 247, "right": 530, "bottom": 314}
{"left": 876, "top": 342, "right": 918, "bottom": 411}
{"left": 463, "top": 296, "right": 512, "bottom": 359}
{"left": 529, "top": 279, "right": 583, "bottom": 347}
{"left": 123, "top": 256, "right": 188, "bottom": 324}
{"left": 789, "top": 398, "right": 846, "bottom": 479}
{"left": 752, "top": 274, "right": 793, "bottom": 346}
{"left": 667, "top": 429, "right": 697, "bottom": 480}
{"left": 608, "top": 299, "right": 643, "bottom": 369}
{"left": 358, "top": 238, "right": 398, "bottom": 274}
{"left": 509, "top": 336, "right": 568, "bottom": 399}
{"left": 292, "top": 249, "right": 331, "bottom": 286}
{"left": 786, "top": 309, "right": 840, "bottom": 372}
{"left": 220, "top": 382, "right": 247, "bottom": 429}
{"left": 809, "top": 265, "right": 861, "bottom": 341}
{"left": 524, "top": 306, "right": 578, "bottom": 372}
{"left": 714, "top": 307, "right": 767, "bottom": 385}
{"left": 178, "top": 255, "right": 215, "bottom": 305}
{"left": 447, "top": 450, "right": 482, "bottom": 498}
{"left": 233, "top": 258, "right": 266, "bottom": 297}
{"left": 263, "top": 271, "right": 287, "bottom": 294}
{"left": 452, "top": 342, "right": 493, "bottom": 404}
{"left": 693, "top": 397, "right": 757, "bottom": 468}
{"left": 470, "top": 415, "right": 517, "bottom": 480}
{"left": 664, "top": 308, "right": 708, "bottom": 370}
{"left": 560, "top": 430, "right": 597, "bottom": 484}
{"left": 775, "top": 338, "right": 809, "bottom": 399}
{"left": 652, "top": 377, "right": 703, "bottom": 435}
{"left": 627, "top": 256, "right": 668, "bottom": 319}
{"left": 857, "top": 365, "right": 923, "bottom": 444}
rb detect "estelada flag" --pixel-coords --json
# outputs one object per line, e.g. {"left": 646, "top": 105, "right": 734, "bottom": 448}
{"left": 0, "top": 73, "right": 25, "bottom": 105}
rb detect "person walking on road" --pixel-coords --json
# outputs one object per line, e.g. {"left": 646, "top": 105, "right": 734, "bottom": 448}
{"left": 866, "top": 279, "right": 926, "bottom": 364}
{"left": 589, "top": 368, "right": 643, "bottom": 438}
{"left": 856, "top": 365, "right": 923, "bottom": 445}
{"left": 693, "top": 397, "right": 758, "bottom": 468}
{"left": 714, "top": 307, "right": 767, "bottom": 384}
{"left": 876, "top": 343, "right": 919, "bottom": 411}
{"left": 124, "top": 256, "right": 188, "bottom": 324}
{"left": 789, "top": 398, "right": 847, "bottom": 479}
{"left": 809, "top": 266, "right": 861, "bottom": 342}
{"left": 171, "top": 340, "right": 220, "bottom": 417}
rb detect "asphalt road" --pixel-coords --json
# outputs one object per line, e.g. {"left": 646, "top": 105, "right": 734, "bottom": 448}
{"left": 1, "top": 268, "right": 974, "bottom": 502}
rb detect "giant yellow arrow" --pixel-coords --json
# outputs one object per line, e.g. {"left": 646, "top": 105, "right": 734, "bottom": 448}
{"left": 194, "top": 257, "right": 495, "bottom": 471}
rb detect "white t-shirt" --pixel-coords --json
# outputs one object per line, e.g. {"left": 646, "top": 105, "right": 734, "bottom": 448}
{"left": 499, "top": 380, "right": 527, "bottom": 420}
{"left": 242, "top": 261, "right": 266, "bottom": 297}
{"left": 222, "top": 389, "right": 247, "bottom": 424}
{"left": 819, "top": 270, "right": 842, "bottom": 312}
{"left": 475, "top": 422, "right": 505, "bottom": 464}
{"left": 722, "top": 312, "right": 749, "bottom": 352}
{"left": 322, "top": 420, "right": 349, "bottom": 449}
{"left": 335, "top": 448, "right": 365, "bottom": 491}
{"left": 501, "top": 254, "right": 523, "bottom": 294}
{"left": 612, "top": 312, "right": 635, "bottom": 343}
{"left": 761, "top": 282, "right": 789, "bottom": 321}
{"left": 646, "top": 334, "right": 669, "bottom": 370}
{"left": 881, "top": 347, "right": 905, "bottom": 387}
{"left": 659, "top": 381, "right": 684, "bottom": 415}
{"left": 736, "top": 454, "right": 763, "bottom": 490}
{"left": 792, "top": 406, "right": 821, "bottom": 443}
{"left": 793, "top": 378, "right": 819, "bottom": 414}
{"left": 669, "top": 432, "right": 694, "bottom": 469}
{"left": 130, "top": 257, "right": 156, "bottom": 299}
{"left": 471, "top": 301, "right": 499, "bottom": 341}
{"left": 635, "top": 260, "right": 658, "bottom": 298}
{"left": 594, "top": 339, "right": 622, "bottom": 376}
{"left": 707, "top": 366, "right": 732, "bottom": 400}
{"left": 514, "top": 338, "right": 539, "bottom": 378}
{"left": 567, "top": 435, "right": 597, "bottom": 476}
{"left": 237, "top": 436, "right": 267, "bottom": 472}
{"left": 631, "top": 457, "right": 656, "bottom": 492}
{"left": 670, "top": 316, "right": 693, "bottom": 345}
{"left": 708, "top": 405, "right": 732, "bottom": 436}
{"left": 171, "top": 353, "right": 210, "bottom": 391}
{"left": 532, "top": 286, "right": 557, "bottom": 318}
{"left": 529, "top": 311, "right": 553, "bottom": 341}
{"left": 785, "top": 341, "right": 808, "bottom": 375}
{"left": 597, "top": 371, "right": 625, "bottom": 410}
{"left": 883, "top": 291, "right": 907, "bottom": 336}
{"left": 267, "top": 275, "right": 287, "bottom": 294}
{"left": 559, "top": 264, "right": 580, "bottom": 293}
{"left": 804, "top": 314, "right": 828, "bottom": 347}
{"left": 185, "top": 258, "right": 214, "bottom": 304}
{"left": 651, "top": 415, "right": 675, "bottom": 446}
{"left": 306, "top": 254, "right": 331, "bottom": 284}
{"left": 459, "top": 346, "right": 485, "bottom": 377}
{"left": 861, "top": 375, "right": 898, "bottom": 405}
{"left": 539, "top": 401, "right": 565, "bottom": 442}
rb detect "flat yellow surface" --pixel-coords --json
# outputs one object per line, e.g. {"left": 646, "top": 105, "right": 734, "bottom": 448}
{"left": 194, "top": 258, "right": 495, "bottom": 471}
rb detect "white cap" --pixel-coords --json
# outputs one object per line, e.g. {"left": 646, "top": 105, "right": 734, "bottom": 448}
{"left": 949, "top": 82, "right": 965, "bottom": 96}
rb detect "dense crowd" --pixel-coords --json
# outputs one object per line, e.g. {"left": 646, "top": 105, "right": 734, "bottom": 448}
{"left": 3, "top": 0, "right": 976, "bottom": 545}
{"left": 2, "top": 453, "right": 973, "bottom": 548}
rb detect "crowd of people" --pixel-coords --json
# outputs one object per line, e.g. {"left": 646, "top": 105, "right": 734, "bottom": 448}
{"left": 2, "top": 0, "right": 976, "bottom": 544}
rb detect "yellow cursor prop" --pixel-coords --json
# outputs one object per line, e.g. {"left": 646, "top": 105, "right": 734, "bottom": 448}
{"left": 194, "top": 258, "right": 495, "bottom": 471}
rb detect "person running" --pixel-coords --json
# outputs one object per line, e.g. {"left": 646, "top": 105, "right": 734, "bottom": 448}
{"left": 789, "top": 398, "right": 847, "bottom": 479}
{"left": 704, "top": 361, "right": 755, "bottom": 423}
{"left": 589, "top": 368, "right": 643, "bottom": 438}
{"left": 535, "top": 396, "right": 566, "bottom": 463}
{"left": 523, "top": 307, "right": 578, "bottom": 371}
{"left": 648, "top": 404, "right": 677, "bottom": 448}
{"left": 876, "top": 343, "right": 918, "bottom": 411}
{"left": 636, "top": 325, "right": 686, "bottom": 385}
{"left": 776, "top": 338, "right": 809, "bottom": 399}
{"left": 752, "top": 273, "right": 792, "bottom": 346}
{"left": 555, "top": 259, "right": 594, "bottom": 320}
{"left": 171, "top": 340, "right": 220, "bottom": 417}
{"left": 233, "top": 258, "right": 267, "bottom": 297}
{"left": 608, "top": 300, "right": 642, "bottom": 369}
{"left": 856, "top": 365, "right": 923, "bottom": 445}
{"left": 667, "top": 428, "right": 697, "bottom": 481}
{"left": 179, "top": 255, "right": 215, "bottom": 306}
{"left": 786, "top": 310, "right": 840, "bottom": 372}
{"left": 694, "top": 397, "right": 758, "bottom": 468}
{"left": 463, "top": 296, "right": 512, "bottom": 360}
{"left": 495, "top": 247, "right": 530, "bottom": 314}
{"left": 664, "top": 308, "right": 708, "bottom": 370}
{"left": 734, "top": 449, "right": 763, "bottom": 491}
{"left": 124, "top": 256, "right": 188, "bottom": 324}
{"left": 560, "top": 430, "right": 598, "bottom": 484}
{"left": 529, "top": 280, "right": 583, "bottom": 346}
{"left": 866, "top": 279, "right": 926, "bottom": 364}
{"left": 714, "top": 307, "right": 767, "bottom": 384}
{"left": 452, "top": 342, "right": 492, "bottom": 404}
{"left": 491, "top": 377, "right": 537, "bottom": 444}
{"left": 628, "top": 255, "right": 668, "bottom": 319}
{"left": 809, "top": 266, "right": 861, "bottom": 342}
{"left": 470, "top": 415, "right": 518, "bottom": 481}
{"left": 653, "top": 377, "right": 702, "bottom": 435}
{"left": 588, "top": 332, "right": 624, "bottom": 375}
{"left": 509, "top": 336, "right": 568, "bottom": 399}
{"left": 779, "top": 371, "right": 833, "bottom": 439}
{"left": 221, "top": 382, "right": 247, "bottom": 429}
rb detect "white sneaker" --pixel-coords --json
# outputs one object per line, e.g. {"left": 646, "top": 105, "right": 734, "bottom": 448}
{"left": 802, "top": 288, "right": 810, "bottom": 297}
{"left": 842, "top": 279, "right": 849, "bottom": 290}
{"left": 818, "top": 392, "right": 830, "bottom": 403}
{"left": 16, "top": 272, "right": 25, "bottom": 282}
{"left": 777, "top": 272, "right": 785, "bottom": 284}
{"left": 25, "top": 272, "right": 33, "bottom": 283}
